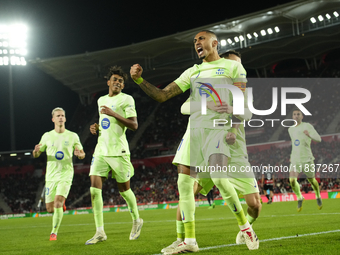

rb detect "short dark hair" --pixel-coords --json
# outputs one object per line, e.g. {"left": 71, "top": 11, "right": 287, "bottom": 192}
{"left": 197, "top": 30, "right": 219, "bottom": 41}
{"left": 106, "top": 66, "right": 128, "bottom": 83}
{"left": 292, "top": 108, "right": 303, "bottom": 114}
{"left": 220, "top": 50, "right": 241, "bottom": 59}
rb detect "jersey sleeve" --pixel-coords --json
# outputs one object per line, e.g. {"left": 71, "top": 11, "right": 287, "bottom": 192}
{"left": 174, "top": 68, "right": 192, "bottom": 93}
{"left": 124, "top": 95, "right": 137, "bottom": 118}
{"left": 306, "top": 123, "right": 321, "bottom": 142}
{"left": 38, "top": 133, "right": 48, "bottom": 152}
{"left": 232, "top": 62, "right": 247, "bottom": 92}
{"left": 73, "top": 133, "right": 83, "bottom": 151}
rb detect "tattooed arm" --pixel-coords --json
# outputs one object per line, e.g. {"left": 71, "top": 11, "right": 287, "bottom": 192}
{"left": 130, "top": 64, "right": 183, "bottom": 102}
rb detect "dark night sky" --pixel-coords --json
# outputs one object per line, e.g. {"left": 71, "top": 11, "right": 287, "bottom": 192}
{"left": 0, "top": 0, "right": 297, "bottom": 151}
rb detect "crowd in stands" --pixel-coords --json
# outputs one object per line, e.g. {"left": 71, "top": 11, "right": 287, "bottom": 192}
{"left": 1, "top": 57, "right": 340, "bottom": 214}
{"left": 0, "top": 141, "right": 339, "bottom": 214}
{"left": 0, "top": 172, "right": 43, "bottom": 213}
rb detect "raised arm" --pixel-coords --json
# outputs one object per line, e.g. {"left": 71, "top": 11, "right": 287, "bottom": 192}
{"left": 130, "top": 64, "right": 183, "bottom": 102}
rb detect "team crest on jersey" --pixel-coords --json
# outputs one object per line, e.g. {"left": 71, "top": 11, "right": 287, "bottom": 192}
{"left": 64, "top": 141, "right": 69, "bottom": 146}
{"left": 55, "top": 151, "right": 64, "bottom": 160}
{"left": 101, "top": 118, "right": 110, "bottom": 129}
{"left": 216, "top": 68, "right": 225, "bottom": 75}
{"left": 111, "top": 105, "right": 117, "bottom": 111}
{"left": 294, "top": 139, "right": 300, "bottom": 146}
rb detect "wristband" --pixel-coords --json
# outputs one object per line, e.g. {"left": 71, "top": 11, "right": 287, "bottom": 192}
{"left": 134, "top": 77, "right": 144, "bottom": 85}
{"left": 230, "top": 128, "right": 238, "bottom": 135}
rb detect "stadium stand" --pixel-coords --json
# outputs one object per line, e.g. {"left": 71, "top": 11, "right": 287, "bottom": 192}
{"left": 1, "top": 0, "right": 340, "bottom": 213}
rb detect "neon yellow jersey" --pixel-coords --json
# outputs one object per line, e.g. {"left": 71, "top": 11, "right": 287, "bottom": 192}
{"left": 174, "top": 58, "right": 247, "bottom": 129}
{"left": 180, "top": 90, "right": 249, "bottom": 162}
{"left": 94, "top": 92, "right": 136, "bottom": 156}
{"left": 288, "top": 122, "right": 319, "bottom": 163}
{"left": 39, "top": 129, "right": 83, "bottom": 182}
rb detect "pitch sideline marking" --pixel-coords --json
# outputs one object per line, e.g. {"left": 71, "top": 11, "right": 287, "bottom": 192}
{"left": 153, "top": 229, "right": 340, "bottom": 254}
{"left": 1, "top": 212, "right": 340, "bottom": 230}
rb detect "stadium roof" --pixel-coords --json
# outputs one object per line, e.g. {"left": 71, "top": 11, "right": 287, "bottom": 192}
{"left": 30, "top": 0, "right": 340, "bottom": 97}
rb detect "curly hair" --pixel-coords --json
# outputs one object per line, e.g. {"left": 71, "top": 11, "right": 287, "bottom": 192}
{"left": 106, "top": 66, "right": 128, "bottom": 83}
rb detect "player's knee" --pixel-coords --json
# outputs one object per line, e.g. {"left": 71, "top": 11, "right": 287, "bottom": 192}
{"left": 252, "top": 198, "right": 262, "bottom": 212}
{"left": 46, "top": 207, "right": 54, "bottom": 213}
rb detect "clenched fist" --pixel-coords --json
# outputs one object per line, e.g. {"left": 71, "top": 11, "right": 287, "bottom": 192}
{"left": 130, "top": 64, "right": 143, "bottom": 81}
{"left": 90, "top": 123, "right": 99, "bottom": 135}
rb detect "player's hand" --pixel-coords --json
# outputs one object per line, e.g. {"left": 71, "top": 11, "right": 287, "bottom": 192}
{"left": 207, "top": 101, "right": 233, "bottom": 114}
{"left": 100, "top": 105, "right": 116, "bottom": 117}
{"left": 74, "top": 146, "right": 80, "bottom": 157}
{"left": 303, "top": 130, "right": 310, "bottom": 137}
{"left": 130, "top": 64, "right": 143, "bottom": 81}
{"left": 74, "top": 146, "right": 85, "bottom": 159}
{"left": 90, "top": 123, "right": 99, "bottom": 135}
{"left": 225, "top": 132, "right": 236, "bottom": 145}
{"left": 34, "top": 144, "right": 42, "bottom": 153}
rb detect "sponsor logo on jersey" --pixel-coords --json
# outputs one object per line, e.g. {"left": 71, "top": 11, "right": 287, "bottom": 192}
{"left": 294, "top": 139, "right": 300, "bottom": 146}
{"left": 101, "top": 118, "right": 110, "bottom": 129}
{"left": 198, "top": 83, "right": 213, "bottom": 98}
{"left": 91, "top": 157, "right": 95, "bottom": 165}
{"left": 197, "top": 82, "right": 223, "bottom": 106}
{"left": 55, "top": 151, "right": 64, "bottom": 160}
{"left": 111, "top": 105, "right": 117, "bottom": 111}
{"left": 216, "top": 68, "right": 225, "bottom": 75}
{"left": 64, "top": 141, "right": 69, "bottom": 146}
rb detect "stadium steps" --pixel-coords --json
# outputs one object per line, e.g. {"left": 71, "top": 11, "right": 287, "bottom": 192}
{"left": 129, "top": 103, "right": 161, "bottom": 150}
{"left": 325, "top": 110, "right": 340, "bottom": 134}
{"left": 0, "top": 193, "right": 12, "bottom": 213}
{"left": 69, "top": 190, "right": 90, "bottom": 208}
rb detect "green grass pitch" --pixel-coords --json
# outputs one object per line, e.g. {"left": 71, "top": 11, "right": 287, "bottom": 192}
{"left": 1, "top": 199, "right": 340, "bottom": 254}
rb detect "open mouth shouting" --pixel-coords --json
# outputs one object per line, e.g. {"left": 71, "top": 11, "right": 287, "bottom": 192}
{"left": 196, "top": 45, "right": 204, "bottom": 57}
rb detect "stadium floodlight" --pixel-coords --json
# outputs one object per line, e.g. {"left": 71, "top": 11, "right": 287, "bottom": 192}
{"left": 253, "top": 32, "right": 259, "bottom": 38}
{"left": 326, "top": 13, "right": 331, "bottom": 20}
{"left": 234, "top": 36, "right": 239, "bottom": 42}
{"left": 0, "top": 23, "right": 28, "bottom": 151}
{"left": 310, "top": 17, "right": 317, "bottom": 23}
{"left": 334, "top": 11, "right": 339, "bottom": 17}
{"left": 274, "top": 26, "right": 280, "bottom": 33}
{"left": 260, "top": 30, "right": 266, "bottom": 36}
{"left": 0, "top": 24, "right": 27, "bottom": 66}
{"left": 247, "top": 33, "right": 252, "bottom": 39}
{"left": 227, "top": 38, "right": 233, "bottom": 44}
{"left": 239, "top": 35, "right": 244, "bottom": 41}
{"left": 220, "top": 39, "right": 226, "bottom": 46}
{"left": 318, "top": 15, "right": 324, "bottom": 22}
{"left": 267, "top": 28, "right": 273, "bottom": 34}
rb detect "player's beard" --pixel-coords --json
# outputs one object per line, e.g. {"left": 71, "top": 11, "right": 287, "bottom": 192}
{"left": 199, "top": 54, "right": 206, "bottom": 60}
